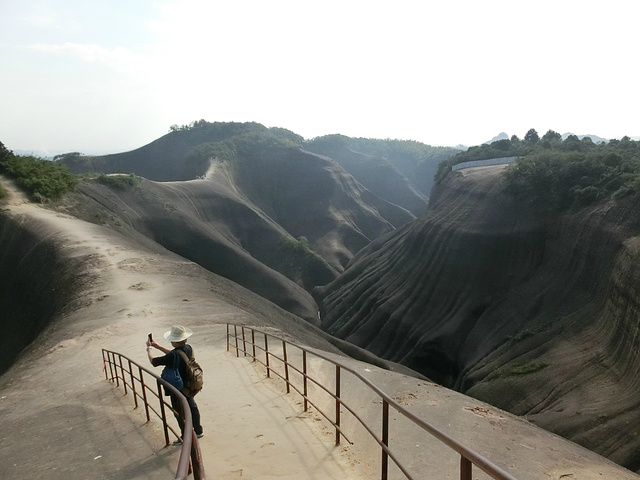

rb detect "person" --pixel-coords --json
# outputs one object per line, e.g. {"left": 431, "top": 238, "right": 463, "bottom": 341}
{"left": 146, "top": 324, "right": 204, "bottom": 443}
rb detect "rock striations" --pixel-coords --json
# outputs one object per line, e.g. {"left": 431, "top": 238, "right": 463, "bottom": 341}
{"left": 56, "top": 124, "right": 425, "bottom": 324}
{"left": 5, "top": 124, "right": 640, "bottom": 473}
{"left": 317, "top": 164, "right": 640, "bottom": 471}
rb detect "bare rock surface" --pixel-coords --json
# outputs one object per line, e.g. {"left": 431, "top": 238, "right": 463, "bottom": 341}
{"left": 1, "top": 175, "right": 639, "bottom": 479}
{"left": 318, "top": 165, "right": 640, "bottom": 471}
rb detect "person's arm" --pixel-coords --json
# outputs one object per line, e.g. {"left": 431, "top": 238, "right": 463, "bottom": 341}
{"left": 146, "top": 338, "right": 171, "bottom": 365}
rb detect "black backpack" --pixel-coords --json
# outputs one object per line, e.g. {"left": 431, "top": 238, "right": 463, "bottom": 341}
{"left": 176, "top": 349, "right": 204, "bottom": 397}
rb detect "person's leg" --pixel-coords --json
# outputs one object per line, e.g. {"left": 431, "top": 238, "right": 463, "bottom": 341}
{"left": 187, "top": 396, "right": 203, "bottom": 436}
{"left": 170, "top": 393, "right": 185, "bottom": 434}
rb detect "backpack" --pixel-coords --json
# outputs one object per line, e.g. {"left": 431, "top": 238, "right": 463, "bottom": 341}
{"left": 176, "top": 348, "right": 204, "bottom": 397}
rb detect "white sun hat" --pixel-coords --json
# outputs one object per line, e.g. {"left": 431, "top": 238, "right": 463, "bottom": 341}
{"left": 164, "top": 325, "right": 193, "bottom": 342}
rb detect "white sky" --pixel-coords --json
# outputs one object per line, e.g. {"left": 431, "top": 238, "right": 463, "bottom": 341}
{"left": 1, "top": 0, "right": 639, "bottom": 155}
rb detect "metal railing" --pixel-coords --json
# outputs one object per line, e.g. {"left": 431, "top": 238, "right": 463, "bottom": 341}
{"left": 102, "top": 349, "right": 206, "bottom": 480}
{"left": 227, "top": 323, "right": 518, "bottom": 480}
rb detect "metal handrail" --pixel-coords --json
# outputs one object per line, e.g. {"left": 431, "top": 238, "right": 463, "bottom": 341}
{"left": 227, "top": 324, "right": 518, "bottom": 480}
{"left": 102, "top": 349, "right": 206, "bottom": 480}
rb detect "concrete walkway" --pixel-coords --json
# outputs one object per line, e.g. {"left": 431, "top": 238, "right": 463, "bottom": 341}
{"left": 140, "top": 324, "right": 369, "bottom": 480}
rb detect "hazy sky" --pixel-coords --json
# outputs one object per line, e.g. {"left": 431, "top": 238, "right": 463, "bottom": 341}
{"left": 2, "top": 0, "right": 639, "bottom": 154}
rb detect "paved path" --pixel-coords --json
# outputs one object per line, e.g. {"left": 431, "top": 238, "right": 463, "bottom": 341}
{"left": 0, "top": 179, "right": 369, "bottom": 479}
{"left": 156, "top": 324, "right": 369, "bottom": 480}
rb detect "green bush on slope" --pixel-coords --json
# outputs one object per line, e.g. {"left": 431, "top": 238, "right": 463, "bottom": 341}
{"left": 0, "top": 142, "right": 77, "bottom": 202}
{"left": 96, "top": 173, "right": 141, "bottom": 189}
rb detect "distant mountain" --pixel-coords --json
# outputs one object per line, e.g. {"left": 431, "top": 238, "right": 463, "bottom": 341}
{"left": 484, "top": 132, "right": 510, "bottom": 144}
{"left": 561, "top": 132, "right": 608, "bottom": 143}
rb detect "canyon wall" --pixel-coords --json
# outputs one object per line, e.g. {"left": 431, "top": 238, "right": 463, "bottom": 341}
{"left": 317, "top": 165, "right": 640, "bottom": 471}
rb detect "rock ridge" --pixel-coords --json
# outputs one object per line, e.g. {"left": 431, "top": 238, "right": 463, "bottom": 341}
{"left": 317, "top": 165, "right": 640, "bottom": 471}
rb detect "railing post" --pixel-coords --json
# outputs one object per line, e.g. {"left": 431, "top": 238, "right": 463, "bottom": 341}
{"left": 112, "top": 353, "right": 120, "bottom": 387}
{"left": 252, "top": 329, "right": 256, "bottom": 361}
{"left": 139, "top": 366, "right": 150, "bottom": 422}
{"left": 283, "top": 341, "right": 290, "bottom": 394}
{"left": 303, "top": 350, "right": 308, "bottom": 412}
{"left": 157, "top": 379, "right": 170, "bottom": 446}
{"left": 119, "top": 355, "right": 127, "bottom": 394}
{"left": 382, "top": 399, "right": 389, "bottom": 480}
{"left": 242, "top": 326, "right": 247, "bottom": 356}
{"left": 460, "top": 455, "right": 472, "bottom": 480}
{"left": 128, "top": 359, "right": 138, "bottom": 409}
{"left": 265, "top": 334, "right": 270, "bottom": 378}
{"left": 102, "top": 350, "right": 109, "bottom": 380}
{"left": 106, "top": 351, "right": 115, "bottom": 384}
{"left": 226, "top": 323, "right": 230, "bottom": 352}
{"left": 335, "top": 365, "right": 341, "bottom": 446}
{"left": 234, "top": 324, "right": 239, "bottom": 357}
{"left": 190, "top": 431, "right": 206, "bottom": 480}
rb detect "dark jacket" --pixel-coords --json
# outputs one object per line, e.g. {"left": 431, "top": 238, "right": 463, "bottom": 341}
{"left": 152, "top": 344, "right": 193, "bottom": 394}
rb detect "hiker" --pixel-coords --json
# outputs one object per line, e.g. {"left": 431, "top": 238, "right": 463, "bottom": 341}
{"left": 146, "top": 324, "right": 204, "bottom": 442}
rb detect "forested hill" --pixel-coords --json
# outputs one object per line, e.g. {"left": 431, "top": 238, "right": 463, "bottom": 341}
{"left": 57, "top": 121, "right": 459, "bottom": 215}
{"left": 437, "top": 128, "right": 640, "bottom": 193}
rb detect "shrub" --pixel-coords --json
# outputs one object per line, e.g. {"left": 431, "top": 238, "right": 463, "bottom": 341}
{"left": 0, "top": 154, "right": 77, "bottom": 202}
{"left": 280, "top": 235, "right": 311, "bottom": 254}
{"left": 502, "top": 148, "right": 640, "bottom": 212}
{"left": 96, "top": 173, "right": 141, "bottom": 189}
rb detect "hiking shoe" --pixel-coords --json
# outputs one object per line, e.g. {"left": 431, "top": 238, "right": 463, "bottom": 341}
{"left": 196, "top": 432, "right": 204, "bottom": 438}
{"left": 172, "top": 438, "right": 183, "bottom": 446}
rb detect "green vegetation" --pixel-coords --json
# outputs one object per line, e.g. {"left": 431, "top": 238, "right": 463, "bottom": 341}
{"left": 0, "top": 141, "right": 77, "bottom": 202}
{"left": 181, "top": 126, "right": 305, "bottom": 177}
{"left": 436, "top": 129, "right": 600, "bottom": 183}
{"left": 0, "top": 182, "right": 7, "bottom": 199}
{"left": 184, "top": 141, "right": 236, "bottom": 175}
{"left": 494, "top": 361, "right": 549, "bottom": 378}
{"left": 53, "top": 152, "right": 84, "bottom": 162}
{"left": 437, "top": 130, "right": 640, "bottom": 213}
{"left": 270, "top": 235, "right": 314, "bottom": 279}
{"left": 169, "top": 120, "right": 304, "bottom": 148}
{"left": 96, "top": 173, "right": 142, "bottom": 189}
{"left": 306, "top": 134, "right": 458, "bottom": 167}
{"left": 280, "top": 235, "right": 311, "bottom": 254}
{"left": 347, "top": 137, "right": 459, "bottom": 166}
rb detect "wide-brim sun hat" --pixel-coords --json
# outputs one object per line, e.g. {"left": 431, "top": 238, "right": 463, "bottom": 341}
{"left": 164, "top": 325, "right": 193, "bottom": 342}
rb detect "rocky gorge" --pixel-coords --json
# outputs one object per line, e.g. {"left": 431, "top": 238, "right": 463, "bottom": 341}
{"left": 317, "top": 164, "right": 640, "bottom": 471}
{"left": 2, "top": 123, "right": 640, "bottom": 473}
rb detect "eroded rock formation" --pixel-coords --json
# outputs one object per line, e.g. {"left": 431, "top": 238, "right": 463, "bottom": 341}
{"left": 317, "top": 165, "right": 640, "bottom": 471}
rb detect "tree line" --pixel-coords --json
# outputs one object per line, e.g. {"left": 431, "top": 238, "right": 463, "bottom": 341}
{"left": 437, "top": 129, "right": 640, "bottom": 213}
